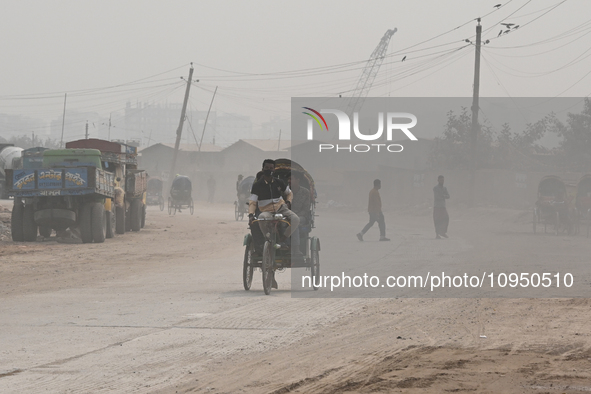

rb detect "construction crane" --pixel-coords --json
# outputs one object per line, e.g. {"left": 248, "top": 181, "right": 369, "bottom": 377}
{"left": 346, "top": 28, "right": 397, "bottom": 115}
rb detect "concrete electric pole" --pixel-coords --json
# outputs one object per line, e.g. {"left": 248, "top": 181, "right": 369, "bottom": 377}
{"left": 168, "top": 63, "right": 194, "bottom": 190}
{"left": 470, "top": 18, "right": 482, "bottom": 206}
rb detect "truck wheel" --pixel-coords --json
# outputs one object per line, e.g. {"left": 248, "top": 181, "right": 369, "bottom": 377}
{"left": 39, "top": 226, "right": 52, "bottom": 238}
{"left": 23, "top": 205, "right": 38, "bottom": 242}
{"left": 106, "top": 210, "right": 116, "bottom": 238}
{"left": 11, "top": 200, "right": 24, "bottom": 242}
{"left": 115, "top": 205, "right": 126, "bottom": 234}
{"left": 91, "top": 202, "right": 106, "bottom": 243}
{"left": 130, "top": 199, "right": 142, "bottom": 232}
{"left": 79, "top": 203, "right": 93, "bottom": 243}
{"left": 141, "top": 204, "right": 146, "bottom": 228}
{"left": 125, "top": 207, "right": 132, "bottom": 232}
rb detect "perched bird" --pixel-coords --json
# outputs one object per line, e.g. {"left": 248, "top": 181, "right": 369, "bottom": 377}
{"left": 513, "top": 25, "right": 519, "bottom": 29}
{"left": 402, "top": 56, "right": 406, "bottom": 62}
{"left": 504, "top": 30, "right": 510, "bottom": 34}
{"left": 498, "top": 30, "right": 503, "bottom": 37}
{"left": 494, "top": 3, "right": 502, "bottom": 8}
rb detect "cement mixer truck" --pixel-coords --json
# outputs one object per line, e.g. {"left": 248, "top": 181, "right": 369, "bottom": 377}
{"left": 0, "top": 144, "right": 24, "bottom": 199}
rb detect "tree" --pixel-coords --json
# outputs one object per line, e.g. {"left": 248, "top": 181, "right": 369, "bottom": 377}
{"left": 553, "top": 98, "right": 591, "bottom": 171}
{"left": 7, "top": 135, "right": 61, "bottom": 150}
{"left": 429, "top": 107, "right": 494, "bottom": 170}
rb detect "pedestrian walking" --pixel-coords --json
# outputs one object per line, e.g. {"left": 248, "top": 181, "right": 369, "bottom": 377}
{"left": 207, "top": 175, "right": 216, "bottom": 203}
{"left": 357, "top": 179, "right": 390, "bottom": 241}
{"left": 433, "top": 175, "right": 450, "bottom": 239}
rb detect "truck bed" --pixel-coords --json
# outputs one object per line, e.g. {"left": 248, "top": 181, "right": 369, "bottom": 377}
{"left": 6, "top": 166, "right": 115, "bottom": 198}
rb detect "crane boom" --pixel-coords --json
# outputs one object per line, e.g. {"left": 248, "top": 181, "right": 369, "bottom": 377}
{"left": 347, "top": 28, "right": 397, "bottom": 115}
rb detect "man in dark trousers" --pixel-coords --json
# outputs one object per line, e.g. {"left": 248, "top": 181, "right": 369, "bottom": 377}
{"left": 357, "top": 179, "right": 390, "bottom": 242}
{"left": 248, "top": 160, "right": 301, "bottom": 289}
{"left": 433, "top": 175, "right": 450, "bottom": 239}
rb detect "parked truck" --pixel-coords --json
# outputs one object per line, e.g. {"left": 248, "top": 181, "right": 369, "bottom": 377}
{"left": 7, "top": 148, "right": 115, "bottom": 243}
{"left": 0, "top": 144, "right": 24, "bottom": 199}
{"left": 65, "top": 139, "right": 147, "bottom": 233}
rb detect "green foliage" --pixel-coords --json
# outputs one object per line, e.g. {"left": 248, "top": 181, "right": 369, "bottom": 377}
{"left": 430, "top": 107, "right": 555, "bottom": 170}
{"left": 553, "top": 98, "right": 591, "bottom": 171}
{"left": 429, "top": 107, "right": 494, "bottom": 170}
{"left": 7, "top": 135, "right": 61, "bottom": 150}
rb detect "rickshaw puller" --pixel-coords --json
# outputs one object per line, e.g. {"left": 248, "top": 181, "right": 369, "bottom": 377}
{"left": 248, "top": 159, "right": 302, "bottom": 258}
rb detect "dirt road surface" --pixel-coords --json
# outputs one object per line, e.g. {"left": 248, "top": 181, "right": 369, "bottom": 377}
{"left": 1, "top": 199, "right": 591, "bottom": 393}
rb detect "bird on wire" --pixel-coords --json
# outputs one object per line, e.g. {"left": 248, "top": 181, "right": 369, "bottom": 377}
{"left": 494, "top": 3, "right": 502, "bottom": 8}
{"left": 402, "top": 56, "right": 407, "bottom": 62}
{"left": 498, "top": 30, "right": 503, "bottom": 37}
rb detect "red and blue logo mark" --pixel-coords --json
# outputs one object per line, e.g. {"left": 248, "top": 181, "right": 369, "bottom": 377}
{"left": 302, "top": 107, "right": 328, "bottom": 131}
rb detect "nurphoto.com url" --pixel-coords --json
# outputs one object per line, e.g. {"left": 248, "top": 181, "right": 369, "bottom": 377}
{"left": 302, "top": 272, "right": 574, "bottom": 292}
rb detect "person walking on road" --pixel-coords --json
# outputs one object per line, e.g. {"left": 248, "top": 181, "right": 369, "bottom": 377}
{"left": 207, "top": 175, "right": 216, "bottom": 203}
{"left": 433, "top": 175, "right": 450, "bottom": 239}
{"left": 357, "top": 179, "right": 390, "bottom": 242}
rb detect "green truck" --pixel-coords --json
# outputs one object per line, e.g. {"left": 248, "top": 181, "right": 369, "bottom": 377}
{"left": 64, "top": 139, "right": 147, "bottom": 234}
{"left": 7, "top": 148, "right": 116, "bottom": 243}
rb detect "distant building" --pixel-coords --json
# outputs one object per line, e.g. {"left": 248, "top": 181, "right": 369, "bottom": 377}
{"left": 139, "top": 142, "right": 223, "bottom": 180}
{"left": 221, "top": 139, "right": 291, "bottom": 175}
{"left": 0, "top": 113, "right": 47, "bottom": 139}
{"left": 49, "top": 110, "right": 106, "bottom": 142}
{"left": 124, "top": 102, "right": 254, "bottom": 147}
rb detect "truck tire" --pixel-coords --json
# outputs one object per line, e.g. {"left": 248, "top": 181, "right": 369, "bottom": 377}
{"left": 39, "top": 226, "right": 52, "bottom": 238}
{"left": 106, "top": 210, "right": 116, "bottom": 238}
{"left": 91, "top": 202, "right": 106, "bottom": 243}
{"left": 141, "top": 204, "right": 146, "bottom": 228}
{"left": 125, "top": 207, "right": 132, "bottom": 232}
{"left": 23, "top": 204, "right": 38, "bottom": 242}
{"left": 79, "top": 203, "right": 93, "bottom": 243}
{"left": 11, "top": 201, "right": 24, "bottom": 242}
{"left": 115, "top": 205, "right": 125, "bottom": 234}
{"left": 130, "top": 199, "right": 141, "bottom": 232}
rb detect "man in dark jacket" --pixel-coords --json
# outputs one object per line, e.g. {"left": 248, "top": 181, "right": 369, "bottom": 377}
{"left": 357, "top": 179, "right": 390, "bottom": 242}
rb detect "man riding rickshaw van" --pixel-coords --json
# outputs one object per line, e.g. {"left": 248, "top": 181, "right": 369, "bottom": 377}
{"left": 248, "top": 159, "right": 302, "bottom": 259}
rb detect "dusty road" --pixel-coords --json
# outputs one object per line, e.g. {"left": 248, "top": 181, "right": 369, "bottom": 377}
{"left": 1, "top": 199, "right": 591, "bottom": 393}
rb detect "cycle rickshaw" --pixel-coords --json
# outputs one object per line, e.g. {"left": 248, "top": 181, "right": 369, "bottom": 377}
{"left": 147, "top": 177, "right": 165, "bottom": 211}
{"left": 242, "top": 159, "right": 320, "bottom": 295}
{"left": 575, "top": 174, "right": 591, "bottom": 237}
{"left": 168, "top": 175, "right": 194, "bottom": 215}
{"left": 235, "top": 175, "right": 254, "bottom": 221}
{"left": 533, "top": 175, "right": 574, "bottom": 235}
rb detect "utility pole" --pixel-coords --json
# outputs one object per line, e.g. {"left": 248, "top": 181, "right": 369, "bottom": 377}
{"left": 85, "top": 121, "right": 89, "bottom": 139}
{"left": 169, "top": 64, "right": 194, "bottom": 186}
{"left": 470, "top": 18, "right": 482, "bottom": 207}
{"left": 107, "top": 114, "right": 112, "bottom": 141}
{"left": 60, "top": 93, "right": 67, "bottom": 148}
{"left": 277, "top": 129, "right": 281, "bottom": 152}
{"left": 31, "top": 131, "right": 35, "bottom": 147}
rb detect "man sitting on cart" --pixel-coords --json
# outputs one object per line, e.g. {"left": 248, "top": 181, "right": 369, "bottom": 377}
{"left": 289, "top": 171, "right": 311, "bottom": 254}
{"left": 248, "top": 159, "right": 302, "bottom": 258}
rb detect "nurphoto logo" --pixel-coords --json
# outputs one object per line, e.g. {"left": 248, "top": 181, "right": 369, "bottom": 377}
{"left": 302, "top": 107, "right": 418, "bottom": 152}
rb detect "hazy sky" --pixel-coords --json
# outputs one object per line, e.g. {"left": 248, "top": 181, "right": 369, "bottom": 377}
{"left": 1, "top": 0, "right": 589, "bottom": 142}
